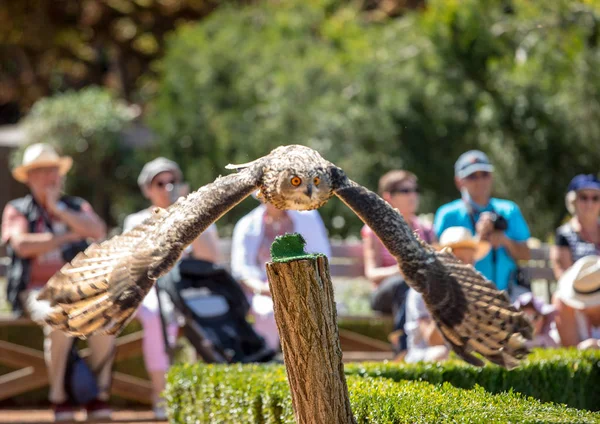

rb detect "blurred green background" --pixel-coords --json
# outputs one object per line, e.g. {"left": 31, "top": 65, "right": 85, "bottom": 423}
{"left": 2, "top": 0, "right": 599, "bottom": 239}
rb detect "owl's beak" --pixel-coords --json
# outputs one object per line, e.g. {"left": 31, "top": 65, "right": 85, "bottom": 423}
{"left": 304, "top": 185, "right": 313, "bottom": 198}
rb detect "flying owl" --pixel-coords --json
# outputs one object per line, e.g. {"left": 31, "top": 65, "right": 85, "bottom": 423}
{"left": 38, "top": 145, "right": 532, "bottom": 369}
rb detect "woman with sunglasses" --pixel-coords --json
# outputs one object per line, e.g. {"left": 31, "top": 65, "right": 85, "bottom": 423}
{"left": 552, "top": 174, "right": 600, "bottom": 278}
{"left": 551, "top": 174, "right": 600, "bottom": 349}
{"left": 361, "top": 170, "right": 435, "bottom": 354}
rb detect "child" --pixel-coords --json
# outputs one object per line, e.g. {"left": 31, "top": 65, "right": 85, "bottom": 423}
{"left": 514, "top": 292, "right": 558, "bottom": 348}
{"left": 403, "top": 227, "right": 490, "bottom": 363}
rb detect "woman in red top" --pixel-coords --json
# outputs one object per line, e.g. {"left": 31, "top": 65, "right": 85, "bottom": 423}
{"left": 361, "top": 170, "right": 435, "bottom": 353}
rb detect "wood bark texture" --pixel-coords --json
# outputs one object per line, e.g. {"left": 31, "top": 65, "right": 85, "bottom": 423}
{"left": 266, "top": 255, "right": 356, "bottom": 424}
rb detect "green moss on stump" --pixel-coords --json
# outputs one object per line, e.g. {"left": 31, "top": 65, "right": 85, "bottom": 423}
{"left": 270, "top": 233, "right": 324, "bottom": 263}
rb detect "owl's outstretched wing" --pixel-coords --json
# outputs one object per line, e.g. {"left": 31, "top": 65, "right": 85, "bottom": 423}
{"left": 37, "top": 166, "right": 263, "bottom": 337}
{"left": 333, "top": 177, "right": 532, "bottom": 369}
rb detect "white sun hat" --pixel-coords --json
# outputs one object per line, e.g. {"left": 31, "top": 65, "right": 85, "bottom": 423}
{"left": 556, "top": 255, "right": 600, "bottom": 309}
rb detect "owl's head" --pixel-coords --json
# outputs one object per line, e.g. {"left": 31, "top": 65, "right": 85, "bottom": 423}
{"left": 263, "top": 167, "right": 333, "bottom": 211}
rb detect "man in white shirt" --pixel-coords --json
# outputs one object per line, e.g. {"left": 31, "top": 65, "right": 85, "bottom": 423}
{"left": 231, "top": 195, "right": 331, "bottom": 350}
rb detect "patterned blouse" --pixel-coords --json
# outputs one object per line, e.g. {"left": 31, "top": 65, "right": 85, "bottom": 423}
{"left": 555, "top": 222, "right": 600, "bottom": 262}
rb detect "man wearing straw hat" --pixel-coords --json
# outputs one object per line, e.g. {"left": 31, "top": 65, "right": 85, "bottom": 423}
{"left": 1, "top": 143, "right": 115, "bottom": 420}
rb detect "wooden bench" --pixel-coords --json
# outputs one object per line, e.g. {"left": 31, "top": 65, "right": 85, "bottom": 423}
{"left": 0, "top": 316, "right": 152, "bottom": 405}
{"left": 519, "top": 243, "right": 557, "bottom": 303}
{"left": 223, "top": 239, "right": 557, "bottom": 290}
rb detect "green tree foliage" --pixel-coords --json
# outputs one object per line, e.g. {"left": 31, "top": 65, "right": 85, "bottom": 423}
{"left": 13, "top": 87, "right": 140, "bottom": 226}
{"left": 147, "top": 0, "right": 600, "bottom": 238}
{"left": 0, "top": 0, "right": 220, "bottom": 120}
{"left": 0, "top": 0, "right": 422, "bottom": 123}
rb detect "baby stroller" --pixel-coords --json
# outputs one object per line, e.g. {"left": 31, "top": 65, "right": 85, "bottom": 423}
{"left": 157, "top": 258, "right": 276, "bottom": 364}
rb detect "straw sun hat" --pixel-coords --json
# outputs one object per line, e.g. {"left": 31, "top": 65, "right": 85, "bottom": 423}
{"left": 438, "top": 226, "right": 491, "bottom": 261}
{"left": 12, "top": 143, "right": 73, "bottom": 184}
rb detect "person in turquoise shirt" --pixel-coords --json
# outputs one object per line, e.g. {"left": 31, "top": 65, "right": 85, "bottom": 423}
{"left": 434, "top": 150, "right": 531, "bottom": 296}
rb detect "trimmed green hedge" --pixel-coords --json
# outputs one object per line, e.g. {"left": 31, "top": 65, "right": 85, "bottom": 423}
{"left": 345, "top": 348, "right": 600, "bottom": 412}
{"left": 165, "top": 363, "right": 600, "bottom": 423}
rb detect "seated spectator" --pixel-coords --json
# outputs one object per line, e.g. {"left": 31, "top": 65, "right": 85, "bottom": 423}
{"left": 2, "top": 143, "right": 114, "bottom": 421}
{"left": 361, "top": 170, "right": 435, "bottom": 352}
{"left": 231, "top": 192, "right": 331, "bottom": 350}
{"left": 513, "top": 292, "right": 558, "bottom": 349}
{"left": 124, "top": 157, "right": 221, "bottom": 419}
{"left": 434, "top": 150, "right": 531, "bottom": 300}
{"left": 551, "top": 174, "right": 600, "bottom": 279}
{"left": 404, "top": 226, "right": 489, "bottom": 363}
{"left": 550, "top": 174, "right": 600, "bottom": 349}
{"left": 552, "top": 255, "right": 600, "bottom": 350}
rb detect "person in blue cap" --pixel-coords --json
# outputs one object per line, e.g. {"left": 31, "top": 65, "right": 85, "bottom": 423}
{"left": 433, "top": 150, "right": 531, "bottom": 298}
{"left": 552, "top": 174, "right": 600, "bottom": 279}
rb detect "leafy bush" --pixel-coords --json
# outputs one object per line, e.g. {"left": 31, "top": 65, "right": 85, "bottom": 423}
{"left": 14, "top": 87, "right": 141, "bottom": 226}
{"left": 165, "top": 360, "right": 600, "bottom": 423}
{"left": 148, "top": 0, "right": 600, "bottom": 239}
{"left": 345, "top": 348, "right": 600, "bottom": 411}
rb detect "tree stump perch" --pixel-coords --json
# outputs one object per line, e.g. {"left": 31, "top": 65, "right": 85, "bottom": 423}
{"left": 266, "top": 234, "right": 356, "bottom": 424}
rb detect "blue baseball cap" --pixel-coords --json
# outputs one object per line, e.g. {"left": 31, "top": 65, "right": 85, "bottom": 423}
{"left": 454, "top": 150, "right": 494, "bottom": 179}
{"left": 567, "top": 174, "right": 600, "bottom": 193}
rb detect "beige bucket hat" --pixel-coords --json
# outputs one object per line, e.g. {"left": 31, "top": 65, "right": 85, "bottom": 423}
{"left": 12, "top": 143, "right": 73, "bottom": 183}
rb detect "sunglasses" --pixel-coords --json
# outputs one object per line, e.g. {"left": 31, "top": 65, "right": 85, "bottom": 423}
{"left": 577, "top": 194, "right": 600, "bottom": 203}
{"left": 390, "top": 187, "right": 420, "bottom": 195}
{"left": 153, "top": 179, "right": 177, "bottom": 188}
{"left": 464, "top": 171, "right": 491, "bottom": 181}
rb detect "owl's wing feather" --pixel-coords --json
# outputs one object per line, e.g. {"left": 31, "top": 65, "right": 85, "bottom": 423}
{"left": 333, "top": 178, "right": 532, "bottom": 369}
{"left": 38, "top": 168, "right": 263, "bottom": 337}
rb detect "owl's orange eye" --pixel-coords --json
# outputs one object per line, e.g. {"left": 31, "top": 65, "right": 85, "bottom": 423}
{"left": 290, "top": 176, "right": 302, "bottom": 187}
{"left": 313, "top": 177, "right": 321, "bottom": 186}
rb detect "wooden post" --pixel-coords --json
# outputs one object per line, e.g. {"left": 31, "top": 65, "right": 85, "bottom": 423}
{"left": 266, "top": 234, "right": 356, "bottom": 424}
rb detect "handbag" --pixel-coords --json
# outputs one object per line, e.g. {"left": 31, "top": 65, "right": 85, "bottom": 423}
{"left": 64, "top": 340, "right": 113, "bottom": 405}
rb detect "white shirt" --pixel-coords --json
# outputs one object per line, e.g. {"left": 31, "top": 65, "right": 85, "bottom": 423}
{"left": 230, "top": 205, "right": 331, "bottom": 282}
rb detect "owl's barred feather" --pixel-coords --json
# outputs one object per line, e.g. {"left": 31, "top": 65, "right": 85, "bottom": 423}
{"left": 38, "top": 145, "right": 532, "bottom": 368}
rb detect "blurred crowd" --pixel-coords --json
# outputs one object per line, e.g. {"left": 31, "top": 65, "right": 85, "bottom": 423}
{"left": 2, "top": 143, "right": 599, "bottom": 421}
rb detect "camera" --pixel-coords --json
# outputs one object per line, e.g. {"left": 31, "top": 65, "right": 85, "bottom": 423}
{"left": 488, "top": 212, "right": 508, "bottom": 231}
{"left": 62, "top": 240, "right": 90, "bottom": 263}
